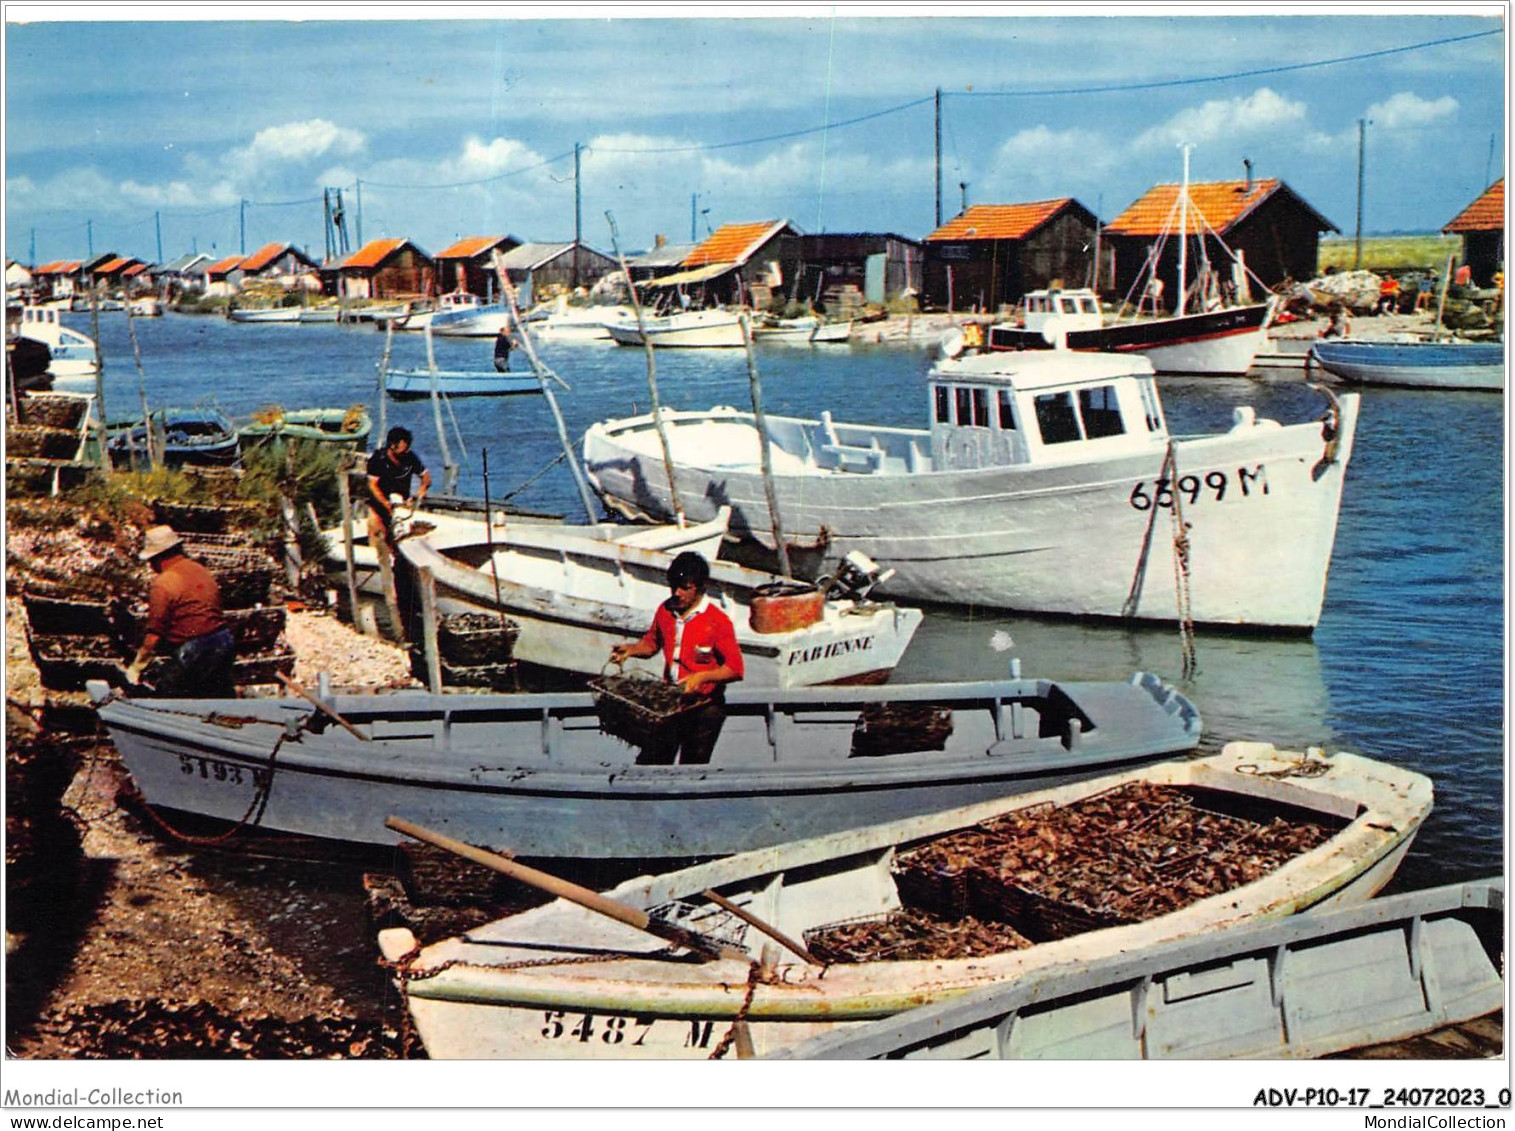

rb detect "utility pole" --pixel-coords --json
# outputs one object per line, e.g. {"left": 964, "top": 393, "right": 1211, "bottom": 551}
{"left": 155, "top": 211, "right": 163, "bottom": 264}
{"left": 1486, "top": 132, "right": 1497, "bottom": 189}
{"left": 239, "top": 199, "right": 247, "bottom": 256}
{"left": 29, "top": 228, "right": 36, "bottom": 265}
{"left": 934, "top": 88, "right": 942, "bottom": 229}
{"left": 356, "top": 179, "right": 364, "bottom": 247}
{"left": 1354, "top": 119, "right": 1367, "bottom": 271}
{"left": 573, "top": 142, "right": 582, "bottom": 290}
{"left": 690, "top": 193, "right": 698, "bottom": 243}
{"left": 959, "top": 181, "right": 969, "bottom": 214}
{"left": 87, "top": 219, "right": 93, "bottom": 257}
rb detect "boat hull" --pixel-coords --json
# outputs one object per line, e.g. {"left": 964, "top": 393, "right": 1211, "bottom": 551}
{"left": 429, "top": 307, "right": 513, "bottom": 337}
{"left": 1310, "top": 340, "right": 1504, "bottom": 391}
{"left": 228, "top": 308, "right": 303, "bottom": 323}
{"left": 90, "top": 674, "right": 1197, "bottom": 858}
{"left": 992, "top": 304, "right": 1274, "bottom": 375}
{"left": 384, "top": 369, "right": 543, "bottom": 398}
{"left": 582, "top": 396, "right": 1359, "bottom": 631}
{"left": 607, "top": 312, "right": 748, "bottom": 348}
{"left": 395, "top": 513, "right": 923, "bottom": 690}
{"left": 379, "top": 742, "right": 1430, "bottom": 1059}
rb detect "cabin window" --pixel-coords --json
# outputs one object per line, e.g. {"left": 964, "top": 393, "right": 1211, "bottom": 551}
{"left": 971, "top": 388, "right": 989, "bottom": 427}
{"left": 1078, "top": 296, "right": 1100, "bottom": 315}
{"left": 935, "top": 386, "right": 951, "bottom": 424}
{"left": 1137, "top": 379, "right": 1164, "bottom": 433}
{"left": 1033, "top": 391, "right": 1083, "bottom": 445}
{"left": 996, "top": 389, "right": 1018, "bottom": 431}
{"left": 1078, "top": 385, "right": 1125, "bottom": 439}
{"left": 955, "top": 387, "right": 973, "bottom": 426}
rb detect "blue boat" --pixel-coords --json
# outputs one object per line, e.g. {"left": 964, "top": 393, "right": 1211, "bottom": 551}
{"left": 383, "top": 366, "right": 543, "bottom": 399}
{"left": 1310, "top": 338, "right": 1504, "bottom": 391}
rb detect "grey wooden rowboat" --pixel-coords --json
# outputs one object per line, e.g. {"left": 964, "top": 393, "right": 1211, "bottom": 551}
{"left": 85, "top": 671, "right": 1199, "bottom": 859}
{"left": 773, "top": 878, "right": 1504, "bottom": 1060}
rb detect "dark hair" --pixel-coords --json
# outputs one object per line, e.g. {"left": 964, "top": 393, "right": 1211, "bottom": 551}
{"left": 386, "top": 426, "right": 413, "bottom": 448}
{"left": 667, "top": 551, "right": 710, "bottom": 590}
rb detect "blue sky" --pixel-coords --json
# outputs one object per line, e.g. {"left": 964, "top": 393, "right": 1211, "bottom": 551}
{"left": 3, "top": 5, "right": 1506, "bottom": 266}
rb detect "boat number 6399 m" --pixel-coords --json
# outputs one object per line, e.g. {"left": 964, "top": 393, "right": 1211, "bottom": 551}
{"left": 1128, "top": 464, "right": 1268, "bottom": 512}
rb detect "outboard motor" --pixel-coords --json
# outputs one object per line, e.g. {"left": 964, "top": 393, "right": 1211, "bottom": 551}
{"left": 824, "top": 550, "right": 895, "bottom": 602}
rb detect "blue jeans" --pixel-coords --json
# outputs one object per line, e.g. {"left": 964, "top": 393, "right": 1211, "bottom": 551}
{"left": 170, "top": 626, "right": 236, "bottom": 697}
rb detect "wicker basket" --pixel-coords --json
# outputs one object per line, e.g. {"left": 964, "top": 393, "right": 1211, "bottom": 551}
{"left": 16, "top": 395, "right": 91, "bottom": 431}
{"left": 588, "top": 672, "right": 703, "bottom": 748}
{"left": 437, "top": 613, "right": 520, "bottom": 667}
{"left": 22, "top": 585, "right": 118, "bottom": 637}
{"left": 891, "top": 863, "right": 972, "bottom": 921}
{"left": 967, "top": 869, "right": 1137, "bottom": 942}
{"left": 851, "top": 702, "right": 954, "bottom": 757}
{"left": 190, "top": 546, "right": 278, "bottom": 609}
{"left": 7, "top": 424, "right": 85, "bottom": 461}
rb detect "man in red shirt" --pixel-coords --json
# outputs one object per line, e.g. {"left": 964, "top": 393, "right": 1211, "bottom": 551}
{"left": 610, "top": 551, "right": 743, "bottom": 764}
{"left": 126, "top": 525, "right": 235, "bottom": 697}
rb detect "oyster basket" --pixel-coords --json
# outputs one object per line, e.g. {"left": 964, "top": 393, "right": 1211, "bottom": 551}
{"left": 437, "top": 613, "right": 520, "bottom": 667}
{"left": 153, "top": 499, "right": 262, "bottom": 535}
{"left": 890, "top": 862, "right": 972, "bottom": 921}
{"left": 588, "top": 671, "right": 703, "bottom": 748}
{"left": 22, "top": 582, "right": 119, "bottom": 637}
{"left": 16, "top": 395, "right": 91, "bottom": 432}
{"left": 967, "top": 869, "right": 1138, "bottom": 943}
{"left": 27, "top": 633, "right": 127, "bottom": 692}
{"left": 851, "top": 702, "right": 954, "bottom": 757}
{"left": 440, "top": 660, "right": 518, "bottom": 691}
{"left": 191, "top": 546, "right": 278, "bottom": 609}
{"left": 233, "top": 644, "right": 297, "bottom": 687}
{"left": 7, "top": 424, "right": 85, "bottom": 461}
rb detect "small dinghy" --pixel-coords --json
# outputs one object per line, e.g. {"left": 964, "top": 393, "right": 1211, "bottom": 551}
{"left": 377, "top": 741, "right": 1430, "bottom": 1059}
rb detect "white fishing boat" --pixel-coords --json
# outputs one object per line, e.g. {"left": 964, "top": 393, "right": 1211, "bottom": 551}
{"left": 395, "top": 506, "right": 924, "bottom": 689}
{"left": 378, "top": 740, "right": 1431, "bottom": 1059}
{"left": 1309, "top": 338, "right": 1504, "bottom": 392}
{"left": 522, "top": 294, "right": 639, "bottom": 341}
{"left": 383, "top": 366, "right": 542, "bottom": 399}
{"left": 12, "top": 303, "right": 99, "bottom": 383}
{"left": 751, "top": 315, "right": 853, "bottom": 344}
{"left": 128, "top": 296, "right": 163, "bottom": 317}
{"left": 422, "top": 292, "right": 513, "bottom": 338}
{"left": 583, "top": 349, "right": 1359, "bottom": 631}
{"left": 777, "top": 878, "right": 1505, "bottom": 1061}
{"left": 228, "top": 306, "right": 303, "bottom": 324}
{"left": 606, "top": 308, "right": 749, "bottom": 348}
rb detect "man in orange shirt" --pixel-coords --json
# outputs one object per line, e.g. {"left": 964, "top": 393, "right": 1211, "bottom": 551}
{"left": 126, "top": 525, "right": 235, "bottom": 697}
{"left": 610, "top": 551, "right": 743, "bottom": 764}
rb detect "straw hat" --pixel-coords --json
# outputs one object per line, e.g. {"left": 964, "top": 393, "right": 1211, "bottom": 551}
{"left": 139, "top": 525, "right": 183, "bottom": 561}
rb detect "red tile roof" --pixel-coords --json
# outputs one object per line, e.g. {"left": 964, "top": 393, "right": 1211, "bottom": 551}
{"left": 123, "top": 263, "right": 148, "bottom": 277}
{"left": 684, "top": 221, "right": 787, "bottom": 268}
{"left": 205, "top": 255, "right": 245, "bottom": 276}
{"left": 1444, "top": 179, "right": 1504, "bottom": 233}
{"left": 344, "top": 239, "right": 416, "bottom": 269}
{"left": 926, "top": 200, "right": 1079, "bottom": 242}
{"left": 34, "top": 260, "right": 82, "bottom": 275}
{"left": 1104, "top": 179, "right": 1294, "bottom": 236}
{"left": 94, "top": 257, "right": 133, "bottom": 275}
{"left": 240, "top": 242, "right": 290, "bottom": 272}
{"left": 434, "top": 235, "right": 510, "bottom": 260}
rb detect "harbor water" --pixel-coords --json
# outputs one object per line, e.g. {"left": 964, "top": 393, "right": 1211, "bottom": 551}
{"left": 72, "top": 310, "right": 1504, "bottom": 893}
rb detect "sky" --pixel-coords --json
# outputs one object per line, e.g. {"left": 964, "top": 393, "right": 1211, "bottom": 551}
{"left": 2, "top": 4, "right": 1507, "bottom": 268}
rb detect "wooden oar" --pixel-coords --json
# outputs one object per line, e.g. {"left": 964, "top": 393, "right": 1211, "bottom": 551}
{"left": 702, "top": 888, "right": 821, "bottom": 966}
{"left": 385, "top": 816, "right": 751, "bottom": 964}
{"left": 276, "top": 671, "right": 371, "bottom": 742}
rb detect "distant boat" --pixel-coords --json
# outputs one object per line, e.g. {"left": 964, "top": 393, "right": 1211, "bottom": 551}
{"left": 397, "top": 291, "right": 485, "bottom": 333}
{"left": 425, "top": 292, "right": 514, "bottom": 338}
{"left": 228, "top": 306, "right": 302, "bottom": 324}
{"left": 606, "top": 308, "right": 749, "bottom": 348}
{"left": 522, "top": 295, "right": 639, "bottom": 341}
{"left": 105, "top": 406, "right": 240, "bottom": 468}
{"left": 237, "top": 405, "right": 373, "bottom": 454}
{"left": 1309, "top": 338, "right": 1504, "bottom": 391}
{"left": 777, "top": 877, "right": 1504, "bottom": 1061}
{"left": 376, "top": 740, "right": 1429, "bottom": 1060}
{"left": 751, "top": 315, "right": 853, "bottom": 344}
{"left": 128, "top": 297, "right": 163, "bottom": 317}
{"left": 297, "top": 305, "right": 341, "bottom": 324}
{"left": 383, "top": 365, "right": 544, "bottom": 399}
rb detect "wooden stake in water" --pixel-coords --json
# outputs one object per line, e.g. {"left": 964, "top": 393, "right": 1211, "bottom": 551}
{"left": 422, "top": 323, "right": 459, "bottom": 494}
{"left": 480, "top": 448, "right": 510, "bottom": 632}
{"left": 490, "top": 251, "right": 600, "bottom": 525}
{"left": 738, "top": 313, "right": 791, "bottom": 578}
{"left": 605, "top": 211, "right": 685, "bottom": 524}
{"left": 376, "top": 318, "right": 394, "bottom": 445}
{"left": 88, "top": 286, "right": 110, "bottom": 472}
{"left": 125, "top": 302, "right": 159, "bottom": 468}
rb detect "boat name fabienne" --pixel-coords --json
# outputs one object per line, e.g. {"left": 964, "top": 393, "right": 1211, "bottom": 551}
{"left": 786, "top": 635, "right": 874, "bottom": 666}
{"left": 1129, "top": 463, "right": 1269, "bottom": 511}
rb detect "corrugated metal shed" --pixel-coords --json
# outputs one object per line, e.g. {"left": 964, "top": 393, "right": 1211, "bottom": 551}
{"left": 1443, "top": 179, "right": 1504, "bottom": 233}
{"left": 499, "top": 242, "right": 577, "bottom": 270}
{"left": 926, "top": 200, "right": 1080, "bottom": 242}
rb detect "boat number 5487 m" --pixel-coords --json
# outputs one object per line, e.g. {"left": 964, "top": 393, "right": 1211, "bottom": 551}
{"left": 1128, "top": 465, "right": 1268, "bottom": 512}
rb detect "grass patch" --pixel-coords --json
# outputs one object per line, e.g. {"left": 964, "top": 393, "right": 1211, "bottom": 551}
{"left": 1318, "top": 234, "right": 1461, "bottom": 274}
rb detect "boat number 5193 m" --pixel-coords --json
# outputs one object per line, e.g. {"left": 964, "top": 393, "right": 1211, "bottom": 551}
{"left": 1128, "top": 465, "right": 1268, "bottom": 512}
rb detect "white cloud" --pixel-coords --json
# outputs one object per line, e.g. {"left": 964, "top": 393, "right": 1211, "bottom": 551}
{"left": 119, "top": 178, "right": 239, "bottom": 209}
{"left": 224, "top": 119, "right": 367, "bottom": 181}
{"left": 1134, "top": 88, "right": 1309, "bottom": 151}
{"left": 1364, "top": 91, "right": 1458, "bottom": 130}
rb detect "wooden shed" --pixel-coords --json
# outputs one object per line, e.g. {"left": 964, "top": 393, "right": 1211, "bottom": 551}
{"left": 640, "top": 220, "right": 798, "bottom": 309}
{"left": 432, "top": 235, "right": 522, "bottom": 297}
{"left": 331, "top": 239, "right": 435, "bottom": 300}
{"left": 779, "top": 233, "right": 924, "bottom": 308}
{"left": 240, "top": 242, "right": 322, "bottom": 291}
{"left": 1443, "top": 179, "right": 1504, "bottom": 287}
{"left": 499, "top": 241, "right": 618, "bottom": 306}
{"left": 923, "top": 200, "right": 1098, "bottom": 312}
{"left": 1102, "top": 178, "right": 1337, "bottom": 304}
{"left": 31, "top": 260, "right": 83, "bottom": 299}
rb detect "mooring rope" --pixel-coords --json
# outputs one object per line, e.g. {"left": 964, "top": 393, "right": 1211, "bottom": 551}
{"left": 1163, "top": 444, "right": 1199, "bottom": 679}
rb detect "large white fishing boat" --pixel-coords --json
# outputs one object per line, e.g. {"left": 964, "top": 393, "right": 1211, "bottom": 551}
{"left": 12, "top": 303, "right": 99, "bottom": 384}
{"left": 606, "top": 308, "right": 748, "bottom": 348}
{"left": 583, "top": 348, "right": 1359, "bottom": 632}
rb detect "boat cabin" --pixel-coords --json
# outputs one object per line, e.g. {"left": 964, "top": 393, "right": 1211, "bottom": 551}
{"left": 927, "top": 350, "right": 1166, "bottom": 471}
{"left": 991, "top": 287, "right": 1103, "bottom": 349}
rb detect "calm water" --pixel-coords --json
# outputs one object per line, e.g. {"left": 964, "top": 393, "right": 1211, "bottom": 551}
{"left": 75, "top": 310, "right": 1506, "bottom": 891}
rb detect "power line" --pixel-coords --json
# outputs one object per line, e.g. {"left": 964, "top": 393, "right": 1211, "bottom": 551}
{"left": 360, "top": 148, "right": 578, "bottom": 190}
{"left": 593, "top": 95, "right": 936, "bottom": 155}
{"left": 955, "top": 29, "right": 1501, "bottom": 100}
